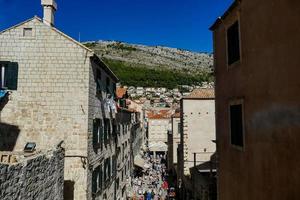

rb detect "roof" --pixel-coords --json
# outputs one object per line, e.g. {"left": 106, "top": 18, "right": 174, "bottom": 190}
{"left": 0, "top": 16, "right": 119, "bottom": 82}
{"left": 147, "top": 109, "right": 172, "bottom": 119}
{"left": 116, "top": 87, "right": 127, "bottom": 99}
{"left": 209, "top": 0, "right": 240, "bottom": 31}
{"left": 182, "top": 88, "right": 215, "bottom": 99}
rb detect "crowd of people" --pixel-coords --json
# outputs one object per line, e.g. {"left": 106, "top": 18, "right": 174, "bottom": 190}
{"left": 131, "top": 152, "right": 169, "bottom": 200}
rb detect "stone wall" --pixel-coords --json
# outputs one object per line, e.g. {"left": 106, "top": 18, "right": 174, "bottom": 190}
{"left": 0, "top": 17, "right": 91, "bottom": 200}
{"left": 181, "top": 99, "right": 216, "bottom": 176}
{"left": 0, "top": 146, "right": 64, "bottom": 200}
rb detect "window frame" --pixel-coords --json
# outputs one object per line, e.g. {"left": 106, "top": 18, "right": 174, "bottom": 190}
{"left": 225, "top": 17, "right": 242, "bottom": 69}
{"left": 228, "top": 99, "right": 245, "bottom": 150}
{"left": 0, "top": 62, "right": 19, "bottom": 90}
{"left": 0, "top": 64, "right": 5, "bottom": 89}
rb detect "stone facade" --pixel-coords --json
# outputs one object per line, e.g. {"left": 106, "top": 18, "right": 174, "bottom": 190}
{"left": 167, "top": 114, "right": 180, "bottom": 174}
{"left": 0, "top": 16, "right": 118, "bottom": 200}
{"left": 177, "top": 89, "right": 216, "bottom": 200}
{"left": 0, "top": 146, "right": 64, "bottom": 200}
{"left": 147, "top": 118, "right": 170, "bottom": 144}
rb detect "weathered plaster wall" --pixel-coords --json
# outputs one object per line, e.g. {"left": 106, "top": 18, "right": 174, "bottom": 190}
{"left": 213, "top": 0, "right": 300, "bottom": 199}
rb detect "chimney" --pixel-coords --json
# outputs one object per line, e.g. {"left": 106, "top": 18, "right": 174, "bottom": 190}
{"left": 41, "top": 0, "right": 57, "bottom": 26}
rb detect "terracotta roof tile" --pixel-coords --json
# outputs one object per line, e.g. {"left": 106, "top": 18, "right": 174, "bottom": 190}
{"left": 116, "top": 87, "right": 127, "bottom": 99}
{"left": 147, "top": 109, "right": 172, "bottom": 119}
{"left": 183, "top": 88, "right": 215, "bottom": 99}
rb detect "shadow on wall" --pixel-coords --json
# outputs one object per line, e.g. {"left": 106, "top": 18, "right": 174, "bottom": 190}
{"left": 0, "top": 122, "right": 20, "bottom": 151}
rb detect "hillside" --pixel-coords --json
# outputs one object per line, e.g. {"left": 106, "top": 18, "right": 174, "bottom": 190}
{"left": 83, "top": 41, "right": 214, "bottom": 88}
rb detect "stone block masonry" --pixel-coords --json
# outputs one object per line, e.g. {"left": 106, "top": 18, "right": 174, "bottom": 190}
{"left": 0, "top": 146, "right": 64, "bottom": 200}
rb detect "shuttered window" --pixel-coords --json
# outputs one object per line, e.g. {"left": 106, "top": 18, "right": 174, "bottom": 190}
{"left": 98, "top": 165, "right": 103, "bottom": 191}
{"left": 93, "top": 119, "right": 99, "bottom": 148}
{"left": 0, "top": 62, "right": 18, "bottom": 90}
{"left": 104, "top": 118, "right": 110, "bottom": 144}
{"left": 92, "top": 170, "right": 97, "bottom": 194}
{"left": 99, "top": 120, "right": 103, "bottom": 150}
{"left": 93, "top": 119, "right": 104, "bottom": 149}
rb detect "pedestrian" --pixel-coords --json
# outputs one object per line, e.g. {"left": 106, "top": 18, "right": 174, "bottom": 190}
{"left": 146, "top": 191, "right": 152, "bottom": 200}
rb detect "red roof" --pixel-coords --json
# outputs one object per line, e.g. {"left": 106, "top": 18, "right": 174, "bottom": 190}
{"left": 147, "top": 109, "right": 172, "bottom": 119}
{"left": 116, "top": 87, "right": 127, "bottom": 99}
{"left": 183, "top": 88, "right": 215, "bottom": 99}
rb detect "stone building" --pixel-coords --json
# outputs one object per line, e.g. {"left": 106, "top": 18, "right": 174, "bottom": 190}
{"left": 147, "top": 109, "right": 171, "bottom": 157}
{"left": 115, "top": 87, "right": 144, "bottom": 199}
{"left": 0, "top": 1, "right": 119, "bottom": 199}
{"left": 167, "top": 111, "right": 181, "bottom": 175}
{"left": 178, "top": 88, "right": 216, "bottom": 200}
{"left": 0, "top": 144, "right": 64, "bottom": 200}
{"left": 210, "top": 0, "right": 300, "bottom": 199}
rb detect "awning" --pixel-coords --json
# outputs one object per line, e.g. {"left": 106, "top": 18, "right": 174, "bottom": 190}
{"left": 134, "top": 155, "right": 145, "bottom": 169}
{"left": 148, "top": 141, "right": 168, "bottom": 152}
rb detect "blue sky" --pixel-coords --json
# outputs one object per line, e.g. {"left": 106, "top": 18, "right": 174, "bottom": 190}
{"left": 0, "top": 0, "right": 233, "bottom": 52}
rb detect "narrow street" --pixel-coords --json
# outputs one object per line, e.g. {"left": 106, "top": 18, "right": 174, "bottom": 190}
{"left": 130, "top": 152, "right": 169, "bottom": 200}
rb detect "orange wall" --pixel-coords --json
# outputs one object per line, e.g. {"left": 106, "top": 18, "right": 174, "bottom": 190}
{"left": 213, "top": 0, "right": 300, "bottom": 199}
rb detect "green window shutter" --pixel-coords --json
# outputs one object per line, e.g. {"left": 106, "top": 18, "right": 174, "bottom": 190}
{"left": 108, "top": 120, "right": 111, "bottom": 140}
{"left": 93, "top": 119, "right": 98, "bottom": 146}
{"left": 92, "top": 170, "right": 97, "bottom": 194}
{"left": 5, "top": 62, "right": 18, "bottom": 90}
{"left": 99, "top": 165, "right": 103, "bottom": 191}
{"left": 99, "top": 120, "right": 103, "bottom": 149}
{"left": 104, "top": 119, "right": 107, "bottom": 143}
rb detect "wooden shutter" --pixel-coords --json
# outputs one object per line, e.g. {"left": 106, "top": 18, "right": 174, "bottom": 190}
{"left": 99, "top": 165, "right": 103, "bottom": 191}
{"left": 99, "top": 120, "right": 103, "bottom": 149}
{"left": 5, "top": 62, "right": 18, "bottom": 90}
{"left": 104, "top": 119, "right": 108, "bottom": 144}
{"left": 93, "top": 119, "right": 98, "bottom": 146}
{"left": 92, "top": 170, "right": 97, "bottom": 194}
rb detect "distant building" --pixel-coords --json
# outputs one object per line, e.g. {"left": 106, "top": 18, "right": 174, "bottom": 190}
{"left": 147, "top": 109, "right": 172, "bottom": 157}
{"left": 210, "top": 0, "right": 300, "bottom": 199}
{"left": 136, "top": 87, "right": 144, "bottom": 96}
{"left": 178, "top": 88, "right": 216, "bottom": 200}
{"left": 167, "top": 111, "right": 181, "bottom": 188}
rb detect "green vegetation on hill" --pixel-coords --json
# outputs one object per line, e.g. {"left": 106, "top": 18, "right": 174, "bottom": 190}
{"left": 103, "top": 58, "right": 213, "bottom": 89}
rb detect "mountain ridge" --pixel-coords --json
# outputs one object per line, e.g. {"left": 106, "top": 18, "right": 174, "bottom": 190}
{"left": 83, "top": 40, "right": 214, "bottom": 88}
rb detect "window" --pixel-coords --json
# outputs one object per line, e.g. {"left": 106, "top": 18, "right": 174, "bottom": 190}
{"left": 227, "top": 21, "right": 240, "bottom": 65}
{"left": 104, "top": 118, "right": 110, "bottom": 144}
{"left": 122, "top": 143, "right": 125, "bottom": 161}
{"left": 104, "top": 158, "right": 111, "bottom": 183}
{"left": 106, "top": 77, "right": 110, "bottom": 93}
{"left": 96, "top": 68, "right": 101, "bottom": 92}
{"left": 177, "top": 123, "right": 181, "bottom": 135}
{"left": 230, "top": 103, "right": 244, "bottom": 147}
{"left": 92, "top": 166, "right": 102, "bottom": 195}
{"left": 23, "top": 28, "right": 33, "bottom": 37}
{"left": 93, "top": 119, "right": 103, "bottom": 149}
{"left": 92, "top": 170, "right": 97, "bottom": 194}
{"left": 112, "top": 155, "right": 116, "bottom": 177}
{"left": 98, "top": 165, "right": 103, "bottom": 192}
{"left": 112, "top": 119, "right": 117, "bottom": 136}
{"left": 0, "top": 62, "right": 18, "bottom": 90}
